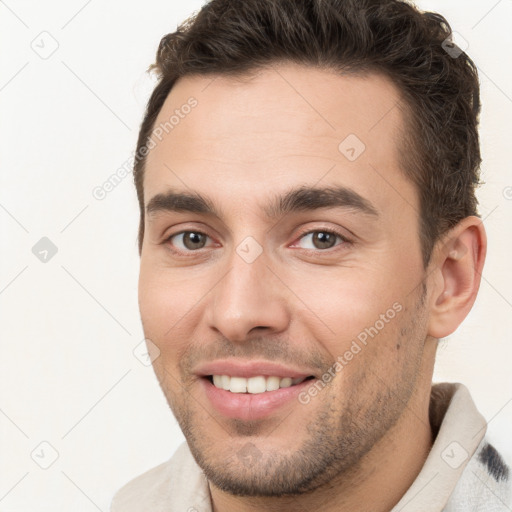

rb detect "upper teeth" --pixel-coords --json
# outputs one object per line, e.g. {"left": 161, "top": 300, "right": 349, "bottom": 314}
{"left": 212, "top": 375, "right": 307, "bottom": 394}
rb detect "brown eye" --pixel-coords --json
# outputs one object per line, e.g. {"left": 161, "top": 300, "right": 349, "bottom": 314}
{"left": 297, "top": 230, "right": 345, "bottom": 250}
{"left": 312, "top": 231, "right": 337, "bottom": 249}
{"left": 169, "top": 231, "right": 210, "bottom": 251}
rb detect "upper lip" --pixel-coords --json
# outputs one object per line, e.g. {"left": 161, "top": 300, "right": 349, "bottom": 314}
{"left": 194, "top": 359, "right": 317, "bottom": 379}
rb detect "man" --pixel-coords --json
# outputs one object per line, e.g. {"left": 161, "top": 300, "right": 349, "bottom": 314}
{"left": 111, "top": 0, "right": 511, "bottom": 510}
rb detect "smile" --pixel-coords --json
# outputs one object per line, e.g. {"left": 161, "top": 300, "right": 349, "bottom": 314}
{"left": 210, "top": 375, "right": 314, "bottom": 394}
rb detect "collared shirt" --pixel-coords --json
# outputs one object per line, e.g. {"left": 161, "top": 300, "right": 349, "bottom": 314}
{"left": 111, "top": 382, "right": 512, "bottom": 511}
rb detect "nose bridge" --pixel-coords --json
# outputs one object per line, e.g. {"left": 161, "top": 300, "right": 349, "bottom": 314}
{"left": 206, "top": 239, "right": 289, "bottom": 341}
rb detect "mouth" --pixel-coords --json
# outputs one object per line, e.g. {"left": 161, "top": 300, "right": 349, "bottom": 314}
{"left": 194, "top": 359, "right": 321, "bottom": 420}
{"left": 200, "top": 374, "right": 318, "bottom": 421}
{"left": 205, "top": 374, "right": 316, "bottom": 394}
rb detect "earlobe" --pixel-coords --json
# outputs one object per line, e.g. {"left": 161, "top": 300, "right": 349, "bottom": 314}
{"left": 427, "top": 217, "right": 487, "bottom": 339}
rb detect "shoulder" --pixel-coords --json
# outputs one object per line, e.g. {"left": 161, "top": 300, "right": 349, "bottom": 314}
{"left": 445, "top": 437, "right": 512, "bottom": 511}
{"left": 110, "top": 442, "right": 211, "bottom": 512}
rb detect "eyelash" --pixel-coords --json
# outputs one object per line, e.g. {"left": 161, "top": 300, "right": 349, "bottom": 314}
{"left": 163, "top": 227, "right": 352, "bottom": 255}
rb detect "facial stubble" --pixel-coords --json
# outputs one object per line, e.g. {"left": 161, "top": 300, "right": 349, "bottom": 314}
{"left": 151, "top": 288, "right": 428, "bottom": 497}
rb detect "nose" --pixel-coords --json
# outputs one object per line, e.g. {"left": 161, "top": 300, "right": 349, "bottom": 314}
{"left": 205, "top": 248, "right": 290, "bottom": 343}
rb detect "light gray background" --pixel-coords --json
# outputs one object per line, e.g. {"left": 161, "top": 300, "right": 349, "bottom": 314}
{"left": 1, "top": 0, "right": 511, "bottom": 510}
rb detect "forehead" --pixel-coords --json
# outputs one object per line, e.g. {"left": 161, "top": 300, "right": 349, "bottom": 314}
{"left": 143, "top": 63, "right": 416, "bottom": 219}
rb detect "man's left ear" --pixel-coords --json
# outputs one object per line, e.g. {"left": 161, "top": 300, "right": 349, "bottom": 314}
{"left": 427, "top": 216, "right": 487, "bottom": 339}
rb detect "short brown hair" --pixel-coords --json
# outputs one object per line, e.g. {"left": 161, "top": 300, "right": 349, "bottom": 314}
{"left": 133, "top": 0, "right": 482, "bottom": 267}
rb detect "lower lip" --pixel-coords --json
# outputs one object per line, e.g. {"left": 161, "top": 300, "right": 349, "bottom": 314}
{"left": 200, "top": 377, "right": 315, "bottom": 421}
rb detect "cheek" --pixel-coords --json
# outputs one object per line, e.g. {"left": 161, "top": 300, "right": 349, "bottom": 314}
{"left": 139, "top": 258, "right": 193, "bottom": 323}
{"left": 138, "top": 263, "right": 201, "bottom": 364}
{"left": 293, "top": 269, "right": 402, "bottom": 342}
{"left": 285, "top": 263, "right": 418, "bottom": 378}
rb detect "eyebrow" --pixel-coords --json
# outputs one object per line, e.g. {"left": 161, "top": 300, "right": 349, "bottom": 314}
{"left": 146, "top": 185, "right": 379, "bottom": 220}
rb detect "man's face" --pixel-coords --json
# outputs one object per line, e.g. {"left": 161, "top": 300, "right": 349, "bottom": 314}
{"left": 139, "top": 63, "right": 432, "bottom": 496}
